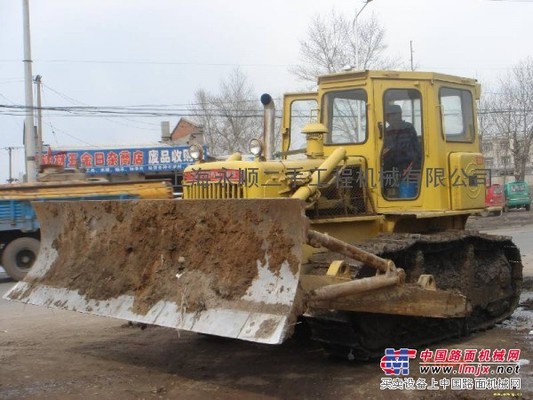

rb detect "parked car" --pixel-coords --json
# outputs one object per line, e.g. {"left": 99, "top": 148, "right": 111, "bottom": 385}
{"left": 503, "top": 181, "right": 531, "bottom": 212}
{"left": 483, "top": 184, "right": 504, "bottom": 216}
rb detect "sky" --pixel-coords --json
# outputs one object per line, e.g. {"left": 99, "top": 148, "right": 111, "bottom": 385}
{"left": 0, "top": 0, "right": 532, "bottom": 182}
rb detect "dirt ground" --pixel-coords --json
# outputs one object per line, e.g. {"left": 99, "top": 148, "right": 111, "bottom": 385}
{"left": 0, "top": 211, "right": 532, "bottom": 400}
{"left": 465, "top": 207, "right": 533, "bottom": 232}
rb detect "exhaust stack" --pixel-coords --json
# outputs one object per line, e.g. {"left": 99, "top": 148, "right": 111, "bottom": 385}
{"left": 260, "top": 93, "right": 275, "bottom": 160}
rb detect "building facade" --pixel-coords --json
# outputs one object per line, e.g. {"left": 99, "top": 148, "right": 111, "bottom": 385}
{"left": 481, "top": 136, "right": 533, "bottom": 185}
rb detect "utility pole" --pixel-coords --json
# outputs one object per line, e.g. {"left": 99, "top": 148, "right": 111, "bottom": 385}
{"left": 22, "top": 0, "right": 37, "bottom": 182}
{"left": 410, "top": 40, "right": 415, "bottom": 71}
{"left": 353, "top": 0, "right": 374, "bottom": 142}
{"left": 4, "top": 146, "right": 24, "bottom": 183}
{"left": 7, "top": 147, "right": 14, "bottom": 183}
{"left": 34, "top": 75, "right": 43, "bottom": 172}
{"left": 353, "top": 0, "right": 374, "bottom": 70}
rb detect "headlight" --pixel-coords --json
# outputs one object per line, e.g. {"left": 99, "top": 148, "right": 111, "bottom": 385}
{"left": 189, "top": 144, "right": 203, "bottom": 161}
{"left": 249, "top": 139, "right": 263, "bottom": 156}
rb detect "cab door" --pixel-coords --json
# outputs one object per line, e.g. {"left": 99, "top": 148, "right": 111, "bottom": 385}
{"left": 281, "top": 93, "right": 318, "bottom": 159}
{"left": 439, "top": 86, "right": 485, "bottom": 211}
{"left": 373, "top": 80, "right": 426, "bottom": 208}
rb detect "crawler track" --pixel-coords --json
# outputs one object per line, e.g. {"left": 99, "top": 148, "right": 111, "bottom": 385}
{"left": 303, "top": 231, "right": 523, "bottom": 360}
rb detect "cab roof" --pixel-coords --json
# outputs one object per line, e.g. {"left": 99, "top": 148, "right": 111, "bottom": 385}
{"left": 317, "top": 69, "right": 479, "bottom": 88}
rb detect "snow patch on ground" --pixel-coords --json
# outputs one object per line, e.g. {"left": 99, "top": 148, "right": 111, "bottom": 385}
{"left": 500, "top": 289, "right": 533, "bottom": 331}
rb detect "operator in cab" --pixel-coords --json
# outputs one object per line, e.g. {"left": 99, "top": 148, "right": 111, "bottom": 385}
{"left": 381, "top": 104, "right": 422, "bottom": 198}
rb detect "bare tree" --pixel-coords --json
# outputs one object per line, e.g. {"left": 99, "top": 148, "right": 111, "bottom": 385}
{"left": 483, "top": 58, "right": 533, "bottom": 181}
{"left": 192, "top": 69, "right": 263, "bottom": 156}
{"left": 292, "top": 10, "right": 399, "bottom": 83}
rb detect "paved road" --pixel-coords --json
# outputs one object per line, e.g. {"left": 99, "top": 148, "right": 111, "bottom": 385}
{"left": 482, "top": 224, "right": 533, "bottom": 277}
{"left": 0, "top": 276, "right": 531, "bottom": 400}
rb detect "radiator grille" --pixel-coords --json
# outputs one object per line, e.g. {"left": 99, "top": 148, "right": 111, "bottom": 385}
{"left": 184, "top": 183, "right": 245, "bottom": 199}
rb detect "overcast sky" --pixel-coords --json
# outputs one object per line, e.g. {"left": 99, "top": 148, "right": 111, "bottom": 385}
{"left": 1, "top": 0, "right": 532, "bottom": 182}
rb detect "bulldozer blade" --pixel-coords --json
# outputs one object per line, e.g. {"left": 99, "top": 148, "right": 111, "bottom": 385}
{"left": 4, "top": 199, "right": 308, "bottom": 344}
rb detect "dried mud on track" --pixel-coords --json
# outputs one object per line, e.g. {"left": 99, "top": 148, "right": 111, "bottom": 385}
{"left": 0, "top": 210, "right": 532, "bottom": 399}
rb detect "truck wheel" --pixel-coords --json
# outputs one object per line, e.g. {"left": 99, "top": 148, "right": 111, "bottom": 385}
{"left": 2, "top": 237, "right": 40, "bottom": 281}
{"left": 526, "top": 204, "right": 531, "bottom": 212}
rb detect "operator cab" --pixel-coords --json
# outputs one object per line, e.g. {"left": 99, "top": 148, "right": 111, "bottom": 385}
{"left": 282, "top": 70, "right": 483, "bottom": 214}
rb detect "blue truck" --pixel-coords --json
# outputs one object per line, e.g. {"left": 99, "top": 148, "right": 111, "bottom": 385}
{"left": 0, "top": 180, "right": 173, "bottom": 280}
{"left": 0, "top": 200, "right": 41, "bottom": 281}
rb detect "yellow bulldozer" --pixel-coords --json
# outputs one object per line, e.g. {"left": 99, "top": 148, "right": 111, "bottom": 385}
{"left": 5, "top": 70, "right": 522, "bottom": 359}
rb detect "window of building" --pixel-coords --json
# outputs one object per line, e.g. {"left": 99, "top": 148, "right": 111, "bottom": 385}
{"left": 501, "top": 155, "right": 511, "bottom": 166}
{"left": 482, "top": 142, "right": 493, "bottom": 153}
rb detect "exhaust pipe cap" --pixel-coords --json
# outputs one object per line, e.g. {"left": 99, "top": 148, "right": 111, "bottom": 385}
{"left": 260, "top": 93, "right": 273, "bottom": 105}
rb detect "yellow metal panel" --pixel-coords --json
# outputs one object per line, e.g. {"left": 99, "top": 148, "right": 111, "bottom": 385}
{"left": 318, "top": 70, "right": 478, "bottom": 90}
{"left": 449, "top": 152, "right": 485, "bottom": 210}
{"left": 0, "top": 180, "right": 173, "bottom": 200}
{"left": 310, "top": 217, "right": 382, "bottom": 244}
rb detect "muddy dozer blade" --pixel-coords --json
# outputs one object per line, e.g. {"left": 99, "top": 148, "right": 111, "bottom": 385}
{"left": 5, "top": 199, "right": 307, "bottom": 344}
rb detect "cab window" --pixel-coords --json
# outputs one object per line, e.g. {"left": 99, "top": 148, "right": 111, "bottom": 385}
{"left": 440, "top": 87, "right": 475, "bottom": 142}
{"left": 510, "top": 183, "right": 526, "bottom": 192}
{"left": 288, "top": 99, "right": 318, "bottom": 153}
{"left": 381, "top": 89, "right": 423, "bottom": 200}
{"left": 324, "top": 89, "right": 367, "bottom": 144}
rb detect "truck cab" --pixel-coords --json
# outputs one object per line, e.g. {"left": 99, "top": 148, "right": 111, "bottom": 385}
{"left": 504, "top": 181, "right": 532, "bottom": 211}
{"left": 484, "top": 183, "right": 504, "bottom": 216}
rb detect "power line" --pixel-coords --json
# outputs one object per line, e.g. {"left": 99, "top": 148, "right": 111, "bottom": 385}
{"left": 4, "top": 103, "right": 532, "bottom": 121}
{"left": 40, "top": 85, "right": 94, "bottom": 147}
{"left": 3, "top": 103, "right": 532, "bottom": 118}
{"left": 41, "top": 120, "right": 101, "bottom": 147}
{"left": 0, "top": 78, "right": 24, "bottom": 84}
{"left": 42, "top": 83, "right": 159, "bottom": 129}
{"left": 0, "top": 104, "right": 271, "bottom": 118}
{"left": 41, "top": 85, "right": 273, "bottom": 108}
{"left": 0, "top": 59, "right": 291, "bottom": 68}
